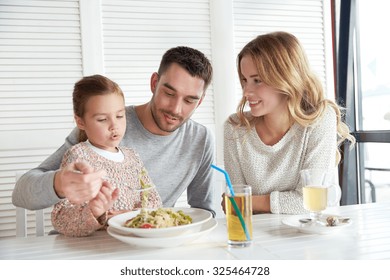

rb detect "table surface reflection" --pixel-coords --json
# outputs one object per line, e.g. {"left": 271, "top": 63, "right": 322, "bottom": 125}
{"left": 1, "top": 202, "right": 390, "bottom": 260}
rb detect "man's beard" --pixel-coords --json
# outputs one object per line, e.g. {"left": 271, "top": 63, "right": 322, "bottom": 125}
{"left": 150, "top": 105, "right": 183, "bottom": 133}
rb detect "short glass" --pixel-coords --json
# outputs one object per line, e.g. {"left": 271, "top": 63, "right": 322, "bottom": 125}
{"left": 225, "top": 184, "right": 253, "bottom": 247}
{"left": 301, "top": 169, "right": 341, "bottom": 225}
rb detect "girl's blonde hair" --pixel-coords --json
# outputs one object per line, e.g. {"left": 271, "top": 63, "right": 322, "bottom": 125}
{"left": 73, "top": 74, "right": 125, "bottom": 142}
{"left": 233, "top": 31, "right": 355, "bottom": 163}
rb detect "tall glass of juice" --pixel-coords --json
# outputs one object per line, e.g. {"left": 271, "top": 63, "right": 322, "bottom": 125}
{"left": 225, "top": 184, "right": 253, "bottom": 247}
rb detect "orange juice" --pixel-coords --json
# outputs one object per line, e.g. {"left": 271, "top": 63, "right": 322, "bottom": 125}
{"left": 225, "top": 193, "right": 253, "bottom": 245}
{"left": 303, "top": 186, "right": 328, "bottom": 212}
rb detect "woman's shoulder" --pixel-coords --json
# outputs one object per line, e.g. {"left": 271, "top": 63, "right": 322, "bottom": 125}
{"left": 227, "top": 112, "right": 239, "bottom": 122}
{"left": 224, "top": 112, "right": 252, "bottom": 127}
{"left": 224, "top": 112, "right": 253, "bottom": 142}
{"left": 311, "top": 104, "right": 337, "bottom": 128}
{"left": 303, "top": 104, "right": 338, "bottom": 138}
{"left": 324, "top": 104, "right": 337, "bottom": 118}
{"left": 224, "top": 113, "right": 239, "bottom": 132}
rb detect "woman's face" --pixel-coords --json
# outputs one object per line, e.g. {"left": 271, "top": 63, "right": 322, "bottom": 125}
{"left": 240, "top": 55, "right": 287, "bottom": 118}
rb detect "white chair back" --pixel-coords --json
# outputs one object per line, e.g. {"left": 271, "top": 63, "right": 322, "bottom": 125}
{"left": 15, "top": 171, "right": 45, "bottom": 237}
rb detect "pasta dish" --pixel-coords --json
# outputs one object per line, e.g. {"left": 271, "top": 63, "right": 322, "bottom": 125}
{"left": 124, "top": 208, "right": 192, "bottom": 229}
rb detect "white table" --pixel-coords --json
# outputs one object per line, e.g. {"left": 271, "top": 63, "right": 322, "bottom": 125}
{"left": 1, "top": 202, "right": 390, "bottom": 260}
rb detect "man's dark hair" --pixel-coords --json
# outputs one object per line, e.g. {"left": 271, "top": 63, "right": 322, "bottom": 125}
{"left": 158, "top": 46, "right": 213, "bottom": 91}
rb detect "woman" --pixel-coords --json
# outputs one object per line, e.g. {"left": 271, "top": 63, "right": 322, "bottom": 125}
{"left": 224, "top": 31, "right": 355, "bottom": 214}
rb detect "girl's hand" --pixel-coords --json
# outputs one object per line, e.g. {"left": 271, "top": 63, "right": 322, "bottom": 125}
{"left": 89, "top": 181, "right": 119, "bottom": 218}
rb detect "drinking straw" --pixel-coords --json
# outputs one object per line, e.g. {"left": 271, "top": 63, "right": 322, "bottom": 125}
{"left": 211, "top": 164, "right": 250, "bottom": 241}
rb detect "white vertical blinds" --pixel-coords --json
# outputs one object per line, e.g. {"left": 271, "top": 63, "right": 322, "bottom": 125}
{"left": 0, "top": 0, "right": 82, "bottom": 237}
{"left": 0, "top": 0, "right": 331, "bottom": 237}
{"left": 0, "top": 0, "right": 81, "bottom": 131}
{"left": 101, "top": 0, "right": 215, "bottom": 126}
{"left": 233, "top": 0, "right": 331, "bottom": 101}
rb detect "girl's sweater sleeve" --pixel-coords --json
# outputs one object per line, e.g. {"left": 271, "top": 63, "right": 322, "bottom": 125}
{"left": 51, "top": 200, "right": 105, "bottom": 237}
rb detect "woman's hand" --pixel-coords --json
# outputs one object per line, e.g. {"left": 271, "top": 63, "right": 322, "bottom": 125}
{"left": 252, "top": 194, "right": 271, "bottom": 214}
{"left": 221, "top": 193, "right": 226, "bottom": 214}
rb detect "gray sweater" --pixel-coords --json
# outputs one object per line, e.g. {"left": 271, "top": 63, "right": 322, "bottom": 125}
{"left": 12, "top": 106, "right": 216, "bottom": 216}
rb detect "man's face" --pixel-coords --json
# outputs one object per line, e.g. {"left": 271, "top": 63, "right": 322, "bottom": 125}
{"left": 149, "top": 63, "right": 205, "bottom": 135}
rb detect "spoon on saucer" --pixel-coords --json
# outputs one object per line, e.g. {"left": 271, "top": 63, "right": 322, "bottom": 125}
{"left": 299, "top": 218, "right": 312, "bottom": 224}
{"left": 299, "top": 217, "right": 351, "bottom": 226}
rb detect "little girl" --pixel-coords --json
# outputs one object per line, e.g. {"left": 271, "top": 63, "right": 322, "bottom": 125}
{"left": 51, "top": 74, "right": 162, "bottom": 237}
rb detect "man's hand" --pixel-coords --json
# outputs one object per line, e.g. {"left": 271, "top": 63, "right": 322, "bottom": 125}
{"left": 54, "top": 160, "right": 106, "bottom": 204}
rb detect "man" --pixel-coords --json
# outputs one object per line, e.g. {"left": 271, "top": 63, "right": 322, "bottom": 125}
{"left": 12, "top": 46, "right": 216, "bottom": 216}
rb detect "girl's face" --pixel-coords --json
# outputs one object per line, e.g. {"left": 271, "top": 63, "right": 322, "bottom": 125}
{"left": 75, "top": 93, "right": 126, "bottom": 152}
{"left": 240, "top": 55, "right": 287, "bottom": 118}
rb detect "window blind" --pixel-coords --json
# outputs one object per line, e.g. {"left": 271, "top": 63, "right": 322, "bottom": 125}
{"left": 233, "top": 0, "right": 331, "bottom": 101}
{"left": 0, "top": 0, "right": 82, "bottom": 237}
{"left": 101, "top": 0, "right": 215, "bottom": 127}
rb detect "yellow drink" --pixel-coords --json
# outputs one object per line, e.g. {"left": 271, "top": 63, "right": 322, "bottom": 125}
{"left": 303, "top": 186, "right": 328, "bottom": 212}
{"left": 225, "top": 193, "right": 253, "bottom": 245}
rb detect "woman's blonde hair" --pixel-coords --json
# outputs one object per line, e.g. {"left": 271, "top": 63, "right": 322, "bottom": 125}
{"left": 233, "top": 31, "right": 355, "bottom": 163}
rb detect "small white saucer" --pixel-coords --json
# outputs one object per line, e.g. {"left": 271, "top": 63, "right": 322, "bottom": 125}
{"left": 282, "top": 214, "right": 352, "bottom": 234}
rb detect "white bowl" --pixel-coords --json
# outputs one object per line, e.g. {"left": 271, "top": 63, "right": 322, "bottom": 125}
{"left": 107, "top": 218, "right": 218, "bottom": 248}
{"left": 107, "top": 207, "right": 212, "bottom": 238}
